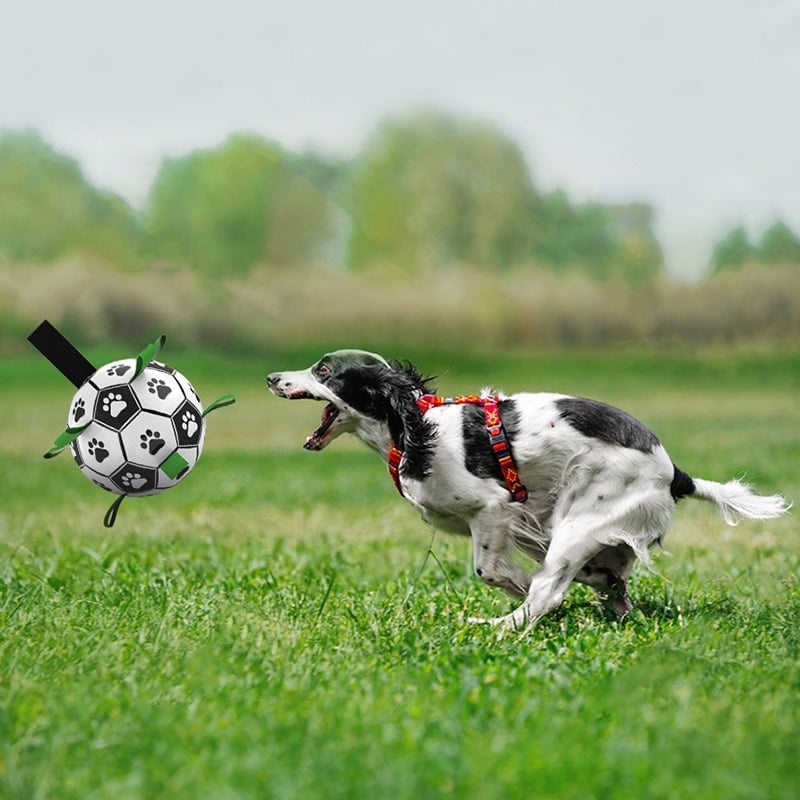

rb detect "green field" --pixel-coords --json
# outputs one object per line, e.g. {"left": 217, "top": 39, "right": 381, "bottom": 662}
{"left": 1, "top": 347, "right": 798, "bottom": 799}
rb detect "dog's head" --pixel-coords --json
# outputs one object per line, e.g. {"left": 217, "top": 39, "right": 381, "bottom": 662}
{"left": 267, "top": 349, "right": 433, "bottom": 453}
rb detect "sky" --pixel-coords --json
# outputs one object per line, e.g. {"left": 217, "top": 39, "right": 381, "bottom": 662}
{"left": 2, "top": 0, "right": 799, "bottom": 279}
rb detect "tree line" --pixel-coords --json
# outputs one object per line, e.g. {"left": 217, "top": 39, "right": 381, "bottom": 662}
{"left": 711, "top": 220, "right": 800, "bottom": 273}
{"left": 1, "top": 113, "right": 798, "bottom": 283}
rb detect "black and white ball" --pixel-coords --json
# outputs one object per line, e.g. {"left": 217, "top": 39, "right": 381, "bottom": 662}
{"left": 67, "top": 359, "right": 205, "bottom": 496}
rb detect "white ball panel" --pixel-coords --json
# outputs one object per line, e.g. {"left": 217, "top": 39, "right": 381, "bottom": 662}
{"left": 133, "top": 366, "right": 185, "bottom": 415}
{"left": 173, "top": 370, "right": 203, "bottom": 412}
{"left": 67, "top": 381, "right": 98, "bottom": 428}
{"left": 72, "top": 422, "right": 127, "bottom": 475}
{"left": 89, "top": 359, "right": 137, "bottom": 389}
{"left": 120, "top": 410, "right": 179, "bottom": 468}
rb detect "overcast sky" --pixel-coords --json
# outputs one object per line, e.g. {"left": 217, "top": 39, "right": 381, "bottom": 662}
{"left": 2, "top": 0, "right": 799, "bottom": 278}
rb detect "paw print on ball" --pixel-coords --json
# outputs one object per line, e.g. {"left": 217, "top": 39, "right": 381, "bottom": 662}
{"left": 87, "top": 437, "right": 110, "bottom": 463}
{"left": 121, "top": 471, "right": 147, "bottom": 490}
{"left": 111, "top": 465, "right": 157, "bottom": 495}
{"left": 182, "top": 411, "right": 198, "bottom": 438}
{"left": 72, "top": 397, "right": 87, "bottom": 423}
{"left": 147, "top": 377, "right": 172, "bottom": 400}
{"left": 68, "top": 383, "right": 97, "bottom": 427}
{"left": 175, "top": 401, "right": 203, "bottom": 445}
{"left": 95, "top": 385, "right": 139, "bottom": 429}
{"left": 140, "top": 429, "right": 166, "bottom": 456}
{"left": 106, "top": 363, "right": 131, "bottom": 378}
{"left": 103, "top": 393, "right": 126, "bottom": 416}
{"left": 136, "top": 366, "right": 184, "bottom": 414}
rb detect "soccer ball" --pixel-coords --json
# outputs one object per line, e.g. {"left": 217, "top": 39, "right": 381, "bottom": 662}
{"left": 67, "top": 359, "right": 205, "bottom": 496}
{"left": 30, "top": 323, "right": 235, "bottom": 527}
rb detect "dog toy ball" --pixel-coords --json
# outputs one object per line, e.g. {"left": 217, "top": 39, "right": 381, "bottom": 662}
{"left": 28, "top": 320, "right": 236, "bottom": 527}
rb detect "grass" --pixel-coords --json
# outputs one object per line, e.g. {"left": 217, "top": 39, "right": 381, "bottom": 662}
{"left": 1, "top": 346, "right": 798, "bottom": 799}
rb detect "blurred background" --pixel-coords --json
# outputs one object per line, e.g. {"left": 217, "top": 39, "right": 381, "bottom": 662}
{"left": 1, "top": 0, "right": 799, "bottom": 354}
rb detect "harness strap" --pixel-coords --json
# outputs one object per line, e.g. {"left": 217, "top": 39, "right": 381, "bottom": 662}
{"left": 387, "top": 445, "right": 404, "bottom": 495}
{"left": 387, "top": 394, "right": 528, "bottom": 503}
{"left": 482, "top": 397, "right": 529, "bottom": 503}
{"left": 417, "top": 394, "right": 482, "bottom": 413}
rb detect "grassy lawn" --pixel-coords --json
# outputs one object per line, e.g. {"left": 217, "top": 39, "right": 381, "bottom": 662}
{"left": 1, "top": 346, "right": 798, "bottom": 799}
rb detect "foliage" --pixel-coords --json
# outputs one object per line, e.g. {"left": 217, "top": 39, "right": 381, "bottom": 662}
{"left": 710, "top": 224, "right": 753, "bottom": 272}
{"left": 758, "top": 219, "right": 800, "bottom": 264}
{"left": 1, "top": 349, "right": 798, "bottom": 799}
{"left": 712, "top": 219, "right": 800, "bottom": 273}
{"left": 0, "top": 130, "right": 141, "bottom": 265}
{"left": 343, "top": 110, "right": 662, "bottom": 283}
{"left": 9, "top": 121, "right": 800, "bottom": 288}
{"left": 343, "top": 111, "right": 540, "bottom": 271}
{"left": 534, "top": 192, "right": 662, "bottom": 284}
{"left": 289, "top": 149, "right": 350, "bottom": 196}
{"left": 144, "top": 134, "right": 338, "bottom": 274}
{"left": 4, "top": 259, "right": 800, "bottom": 355}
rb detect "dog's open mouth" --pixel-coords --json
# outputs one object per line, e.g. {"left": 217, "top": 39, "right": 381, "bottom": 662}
{"left": 303, "top": 403, "right": 340, "bottom": 450}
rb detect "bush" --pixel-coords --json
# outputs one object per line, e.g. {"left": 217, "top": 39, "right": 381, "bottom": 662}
{"left": 4, "top": 259, "right": 798, "bottom": 355}
{"left": 144, "top": 135, "right": 339, "bottom": 274}
{"left": 0, "top": 131, "right": 140, "bottom": 266}
{"left": 712, "top": 220, "right": 800, "bottom": 273}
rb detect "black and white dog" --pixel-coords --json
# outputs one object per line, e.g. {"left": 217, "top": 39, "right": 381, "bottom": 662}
{"left": 267, "top": 350, "right": 789, "bottom": 628}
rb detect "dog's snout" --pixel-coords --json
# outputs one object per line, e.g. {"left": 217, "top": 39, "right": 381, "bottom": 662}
{"left": 267, "top": 373, "right": 289, "bottom": 396}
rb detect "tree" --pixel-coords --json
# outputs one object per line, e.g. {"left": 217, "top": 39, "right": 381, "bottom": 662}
{"left": 144, "top": 134, "right": 337, "bottom": 274}
{"left": 343, "top": 110, "right": 663, "bottom": 283}
{"left": 343, "top": 110, "right": 540, "bottom": 270}
{"left": 0, "top": 130, "right": 140, "bottom": 264}
{"left": 531, "top": 197, "right": 662, "bottom": 284}
{"left": 711, "top": 220, "right": 800, "bottom": 274}
{"left": 756, "top": 220, "right": 800, "bottom": 264}
{"left": 603, "top": 203, "right": 664, "bottom": 285}
{"left": 711, "top": 225, "right": 754, "bottom": 273}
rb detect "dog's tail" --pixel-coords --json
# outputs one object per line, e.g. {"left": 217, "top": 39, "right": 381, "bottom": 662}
{"left": 672, "top": 466, "right": 791, "bottom": 525}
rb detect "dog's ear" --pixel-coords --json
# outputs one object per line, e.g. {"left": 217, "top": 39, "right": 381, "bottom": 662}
{"left": 328, "top": 364, "right": 394, "bottom": 420}
{"left": 380, "top": 365, "right": 433, "bottom": 448}
{"left": 326, "top": 360, "right": 433, "bottom": 446}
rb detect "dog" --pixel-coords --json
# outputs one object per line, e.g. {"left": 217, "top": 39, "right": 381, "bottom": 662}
{"left": 267, "top": 349, "right": 790, "bottom": 628}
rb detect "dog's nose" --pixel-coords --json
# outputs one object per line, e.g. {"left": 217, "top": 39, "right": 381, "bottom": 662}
{"left": 266, "top": 373, "right": 280, "bottom": 388}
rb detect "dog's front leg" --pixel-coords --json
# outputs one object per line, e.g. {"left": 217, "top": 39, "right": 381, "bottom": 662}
{"left": 469, "top": 508, "right": 531, "bottom": 599}
{"left": 475, "top": 516, "right": 604, "bottom": 629}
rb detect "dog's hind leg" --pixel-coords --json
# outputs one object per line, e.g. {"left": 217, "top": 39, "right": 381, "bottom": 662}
{"left": 469, "top": 508, "right": 532, "bottom": 599}
{"left": 575, "top": 544, "right": 636, "bottom": 617}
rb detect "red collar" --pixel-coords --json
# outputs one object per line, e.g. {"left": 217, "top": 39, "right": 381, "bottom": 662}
{"left": 388, "top": 394, "right": 528, "bottom": 503}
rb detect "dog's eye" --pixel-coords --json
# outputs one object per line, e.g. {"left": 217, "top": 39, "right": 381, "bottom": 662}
{"left": 317, "top": 364, "right": 330, "bottom": 376}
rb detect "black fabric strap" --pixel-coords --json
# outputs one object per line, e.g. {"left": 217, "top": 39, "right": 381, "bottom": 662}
{"left": 28, "top": 320, "right": 96, "bottom": 388}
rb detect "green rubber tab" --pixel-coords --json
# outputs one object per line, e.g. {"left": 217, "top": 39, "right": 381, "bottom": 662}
{"left": 160, "top": 450, "right": 190, "bottom": 480}
{"left": 104, "top": 494, "right": 126, "bottom": 528}
{"left": 44, "top": 423, "right": 91, "bottom": 459}
{"left": 202, "top": 393, "right": 236, "bottom": 417}
{"left": 133, "top": 335, "right": 167, "bottom": 380}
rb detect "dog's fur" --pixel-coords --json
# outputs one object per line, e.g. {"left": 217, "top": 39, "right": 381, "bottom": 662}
{"left": 267, "top": 349, "right": 790, "bottom": 628}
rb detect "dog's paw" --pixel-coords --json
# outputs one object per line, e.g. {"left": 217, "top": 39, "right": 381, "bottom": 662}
{"left": 600, "top": 591, "right": 633, "bottom": 618}
{"left": 468, "top": 607, "right": 533, "bottom": 631}
{"left": 467, "top": 615, "right": 501, "bottom": 626}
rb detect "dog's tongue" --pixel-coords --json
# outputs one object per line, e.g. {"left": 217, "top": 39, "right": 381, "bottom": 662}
{"left": 304, "top": 403, "right": 339, "bottom": 450}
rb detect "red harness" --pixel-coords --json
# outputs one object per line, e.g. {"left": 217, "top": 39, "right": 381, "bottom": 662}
{"left": 387, "top": 394, "right": 528, "bottom": 503}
